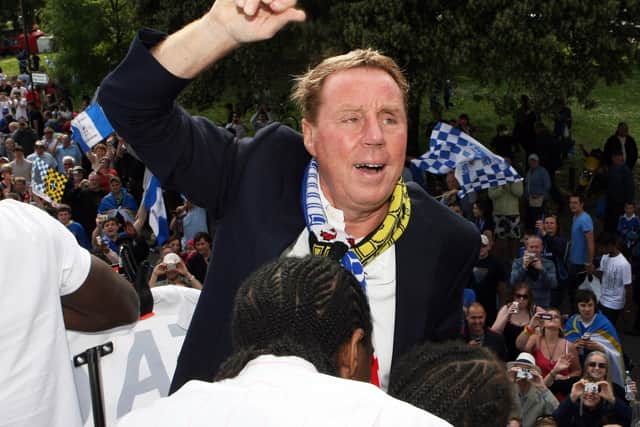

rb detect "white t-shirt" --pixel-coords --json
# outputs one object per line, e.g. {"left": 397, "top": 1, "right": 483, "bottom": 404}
{"left": 117, "top": 355, "right": 450, "bottom": 427}
{"left": 284, "top": 184, "right": 397, "bottom": 391}
{"left": 0, "top": 199, "right": 91, "bottom": 427}
{"left": 599, "top": 253, "right": 632, "bottom": 310}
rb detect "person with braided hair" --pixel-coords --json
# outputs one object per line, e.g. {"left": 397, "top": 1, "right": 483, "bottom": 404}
{"left": 388, "top": 340, "right": 513, "bottom": 427}
{"left": 98, "top": 0, "right": 479, "bottom": 393}
{"left": 118, "top": 256, "right": 450, "bottom": 426}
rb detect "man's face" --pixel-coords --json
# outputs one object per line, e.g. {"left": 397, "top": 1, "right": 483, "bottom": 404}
{"left": 63, "top": 160, "right": 74, "bottom": 173}
{"left": 578, "top": 300, "right": 596, "bottom": 321}
{"left": 543, "top": 217, "right": 557, "bottom": 235}
{"left": 4, "top": 138, "right": 14, "bottom": 151}
{"left": 103, "top": 220, "right": 119, "bottom": 237}
{"left": 88, "top": 174, "right": 101, "bottom": 191}
{"left": 625, "top": 204, "right": 636, "bottom": 217}
{"left": 195, "top": 238, "right": 210, "bottom": 257}
{"left": 302, "top": 67, "right": 407, "bottom": 222}
{"left": 618, "top": 125, "right": 629, "bottom": 138}
{"left": 569, "top": 197, "right": 583, "bottom": 215}
{"left": 110, "top": 179, "right": 121, "bottom": 194}
{"left": 35, "top": 145, "right": 45, "bottom": 155}
{"left": 57, "top": 211, "right": 71, "bottom": 224}
{"left": 526, "top": 237, "right": 543, "bottom": 257}
{"left": 479, "top": 242, "right": 490, "bottom": 259}
{"left": 528, "top": 158, "right": 539, "bottom": 169}
{"left": 466, "top": 306, "right": 486, "bottom": 336}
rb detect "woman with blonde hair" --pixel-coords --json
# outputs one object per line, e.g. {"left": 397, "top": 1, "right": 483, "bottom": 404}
{"left": 552, "top": 350, "right": 633, "bottom": 425}
{"left": 515, "top": 307, "right": 581, "bottom": 399}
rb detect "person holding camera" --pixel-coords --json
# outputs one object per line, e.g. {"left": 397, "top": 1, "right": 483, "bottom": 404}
{"left": 493, "top": 282, "right": 546, "bottom": 361}
{"left": 552, "top": 377, "right": 631, "bottom": 426}
{"left": 511, "top": 235, "right": 558, "bottom": 308}
{"left": 507, "top": 352, "right": 559, "bottom": 427}
{"left": 564, "top": 289, "right": 626, "bottom": 387}
{"left": 515, "top": 308, "right": 581, "bottom": 400}
{"left": 149, "top": 252, "right": 203, "bottom": 290}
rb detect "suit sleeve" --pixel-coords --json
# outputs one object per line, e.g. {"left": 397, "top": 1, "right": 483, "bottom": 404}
{"left": 98, "top": 29, "right": 240, "bottom": 219}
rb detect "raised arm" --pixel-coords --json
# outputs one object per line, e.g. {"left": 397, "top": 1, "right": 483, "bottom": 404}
{"left": 150, "top": 0, "right": 306, "bottom": 79}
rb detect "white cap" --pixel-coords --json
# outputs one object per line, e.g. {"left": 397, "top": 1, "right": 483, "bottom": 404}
{"left": 162, "top": 253, "right": 182, "bottom": 265}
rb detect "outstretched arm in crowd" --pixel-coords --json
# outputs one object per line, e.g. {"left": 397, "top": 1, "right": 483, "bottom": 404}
{"left": 62, "top": 255, "right": 139, "bottom": 331}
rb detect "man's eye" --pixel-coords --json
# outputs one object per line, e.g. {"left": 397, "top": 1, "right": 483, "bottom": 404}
{"left": 342, "top": 116, "right": 359, "bottom": 123}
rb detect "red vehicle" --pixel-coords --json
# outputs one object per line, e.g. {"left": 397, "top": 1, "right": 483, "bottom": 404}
{"left": 2, "top": 29, "right": 44, "bottom": 56}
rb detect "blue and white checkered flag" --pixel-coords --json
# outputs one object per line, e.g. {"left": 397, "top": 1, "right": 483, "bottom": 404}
{"left": 71, "top": 103, "right": 115, "bottom": 153}
{"left": 412, "top": 122, "right": 522, "bottom": 197}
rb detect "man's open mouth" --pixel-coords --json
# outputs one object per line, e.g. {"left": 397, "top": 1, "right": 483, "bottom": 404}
{"left": 354, "top": 163, "right": 384, "bottom": 171}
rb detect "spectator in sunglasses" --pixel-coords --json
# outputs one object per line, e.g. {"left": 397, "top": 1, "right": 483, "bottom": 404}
{"left": 493, "top": 282, "right": 545, "bottom": 361}
{"left": 584, "top": 351, "right": 636, "bottom": 404}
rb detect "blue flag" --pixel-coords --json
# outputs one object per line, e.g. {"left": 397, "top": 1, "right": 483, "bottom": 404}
{"left": 412, "top": 122, "right": 522, "bottom": 197}
{"left": 70, "top": 103, "right": 115, "bottom": 152}
{"left": 142, "top": 169, "right": 169, "bottom": 246}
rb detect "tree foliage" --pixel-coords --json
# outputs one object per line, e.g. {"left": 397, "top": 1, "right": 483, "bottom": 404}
{"left": 42, "top": 0, "right": 639, "bottom": 148}
{"left": 41, "top": 0, "right": 135, "bottom": 95}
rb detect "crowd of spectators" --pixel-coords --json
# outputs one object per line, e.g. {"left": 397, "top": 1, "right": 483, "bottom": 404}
{"left": 416, "top": 104, "right": 640, "bottom": 425}
{"left": 0, "top": 74, "right": 211, "bottom": 294}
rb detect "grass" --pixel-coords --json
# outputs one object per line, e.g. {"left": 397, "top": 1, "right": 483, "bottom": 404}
{"left": 0, "top": 52, "right": 58, "bottom": 81}
{"left": 442, "top": 65, "right": 640, "bottom": 153}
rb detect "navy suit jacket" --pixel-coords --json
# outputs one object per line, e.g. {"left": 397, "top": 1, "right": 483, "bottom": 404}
{"left": 99, "top": 29, "right": 480, "bottom": 392}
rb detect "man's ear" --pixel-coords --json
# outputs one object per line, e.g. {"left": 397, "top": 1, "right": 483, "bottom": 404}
{"left": 302, "top": 118, "right": 316, "bottom": 157}
{"left": 336, "top": 328, "right": 366, "bottom": 380}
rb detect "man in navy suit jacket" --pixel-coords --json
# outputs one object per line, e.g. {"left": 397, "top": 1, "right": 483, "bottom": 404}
{"left": 98, "top": 0, "right": 479, "bottom": 393}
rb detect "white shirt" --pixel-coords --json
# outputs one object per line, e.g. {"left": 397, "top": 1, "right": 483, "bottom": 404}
{"left": 284, "top": 184, "right": 397, "bottom": 391}
{"left": 0, "top": 199, "right": 91, "bottom": 427}
{"left": 117, "top": 355, "right": 450, "bottom": 427}
{"left": 599, "top": 253, "right": 632, "bottom": 310}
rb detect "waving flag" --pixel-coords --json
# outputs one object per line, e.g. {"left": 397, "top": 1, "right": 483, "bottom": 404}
{"left": 412, "top": 122, "right": 522, "bottom": 197}
{"left": 71, "top": 103, "right": 115, "bottom": 152}
{"left": 31, "top": 157, "right": 68, "bottom": 203}
{"left": 142, "top": 169, "right": 169, "bottom": 246}
{"left": 565, "top": 313, "right": 625, "bottom": 386}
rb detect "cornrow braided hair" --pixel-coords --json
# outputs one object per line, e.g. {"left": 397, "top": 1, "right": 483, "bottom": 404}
{"left": 215, "top": 256, "right": 373, "bottom": 381}
{"left": 388, "top": 340, "right": 513, "bottom": 427}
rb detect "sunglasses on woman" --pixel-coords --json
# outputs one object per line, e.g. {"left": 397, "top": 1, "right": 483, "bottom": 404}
{"left": 588, "top": 362, "right": 607, "bottom": 369}
{"left": 514, "top": 294, "right": 529, "bottom": 300}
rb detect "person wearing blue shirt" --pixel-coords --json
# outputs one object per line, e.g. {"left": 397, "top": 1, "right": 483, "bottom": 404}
{"left": 54, "top": 135, "right": 83, "bottom": 173}
{"left": 97, "top": 175, "right": 138, "bottom": 216}
{"left": 56, "top": 204, "right": 91, "bottom": 250}
{"left": 568, "top": 194, "right": 595, "bottom": 309}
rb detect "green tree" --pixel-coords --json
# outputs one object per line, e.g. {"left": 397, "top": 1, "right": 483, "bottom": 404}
{"left": 326, "top": 0, "right": 638, "bottom": 152}
{"left": 41, "top": 0, "right": 135, "bottom": 95}
{"left": 458, "top": 0, "right": 640, "bottom": 116}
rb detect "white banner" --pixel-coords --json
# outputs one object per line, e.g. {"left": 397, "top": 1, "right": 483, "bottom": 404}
{"left": 66, "top": 286, "right": 200, "bottom": 426}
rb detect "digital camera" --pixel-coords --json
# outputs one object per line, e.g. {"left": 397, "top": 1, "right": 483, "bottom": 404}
{"left": 516, "top": 367, "right": 533, "bottom": 380}
{"left": 584, "top": 383, "right": 599, "bottom": 394}
{"left": 582, "top": 332, "right": 592, "bottom": 340}
{"left": 540, "top": 313, "right": 553, "bottom": 321}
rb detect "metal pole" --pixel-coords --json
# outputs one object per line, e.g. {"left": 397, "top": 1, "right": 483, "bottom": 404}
{"left": 86, "top": 347, "right": 106, "bottom": 427}
{"left": 74, "top": 342, "right": 113, "bottom": 427}
{"left": 19, "top": 0, "right": 35, "bottom": 97}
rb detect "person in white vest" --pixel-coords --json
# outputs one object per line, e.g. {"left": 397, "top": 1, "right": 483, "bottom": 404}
{"left": 0, "top": 198, "right": 139, "bottom": 427}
